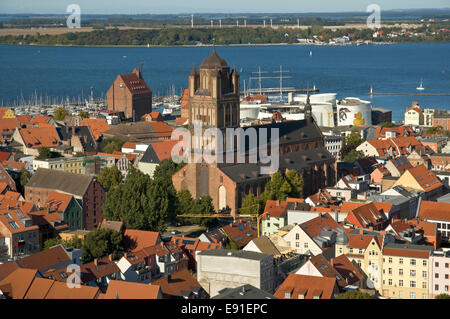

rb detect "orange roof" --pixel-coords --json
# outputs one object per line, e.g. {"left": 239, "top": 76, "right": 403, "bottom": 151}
{"left": 31, "top": 115, "right": 52, "bottom": 124}
{"left": 0, "top": 268, "right": 38, "bottom": 299}
{"left": 345, "top": 202, "right": 387, "bottom": 228}
{"left": 150, "top": 140, "right": 180, "bottom": 162}
{"left": 274, "top": 274, "right": 336, "bottom": 299}
{"left": 152, "top": 269, "right": 202, "bottom": 298}
{"left": 175, "top": 117, "right": 188, "bottom": 125}
{"left": 347, "top": 233, "right": 383, "bottom": 250}
{"left": 0, "top": 208, "right": 39, "bottom": 234}
{"left": 15, "top": 114, "right": 33, "bottom": 126}
{"left": 418, "top": 200, "right": 450, "bottom": 222}
{"left": 122, "top": 141, "right": 137, "bottom": 149}
{"left": 80, "top": 118, "right": 110, "bottom": 140}
{"left": 148, "top": 121, "right": 173, "bottom": 138}
{"left": 46, "top": 191, "right": 73, "bottom": 213}
{"left": 1, "top": 160, "right": 26, "bottom": 170}
{"left": 44, "top": 280, "right": 100, "bottom": 299}
{"left": 331, "top": 254, "right": 364, "bottom": 286}
{"left": 18, "top": 126, "right": 60, "bottom": 149}
{"left": 102, "top": 280, "right": 161, "bottom": 299}
{"left": 0, "top": 182, "right": 8, "bottom": 194}
{"left": 123, "top": 229, "right": 161, "bottom": 252}
{"left": 300, "top": 213, "right": 340, "bottom": 239}
{"left": 23, "top": 277, "right": 54, "bottom": 299}
{"left": 0, "top": 118, "right": 20, "bottom": 134}
{"left": 221, "top": 220, "right": 257, "bottom": 248}
{"left": 286, "top": 198, "right": 304, "bottom": 203}
{"left": 404, "top": 165, "right": 443, "bottom": 192}
{"left": 307, "top": 254, "right": 346, "bottom": 287}
{"left": 382, "top": 247, "right": 431, "bottom": 259}
{"left": 262, "top": 200, "right": 288, "bottom": 220}
{"left": 118, "top": 69, "right": 152, "bottom": 96}
{"left": 0, "top": 151, "right": 11, "bottom": 162}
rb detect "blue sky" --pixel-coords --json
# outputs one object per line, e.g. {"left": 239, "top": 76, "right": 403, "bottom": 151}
{"left": 1, "top": 0, "right": 449, "bottom": 14}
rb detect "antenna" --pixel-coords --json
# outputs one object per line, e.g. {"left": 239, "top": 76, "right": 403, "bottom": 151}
{"left": 138, "top": 61, "right": 144, "bottom": 76}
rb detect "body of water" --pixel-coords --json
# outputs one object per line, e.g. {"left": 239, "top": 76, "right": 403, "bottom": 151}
{"left": 0, "top": 43, "right": 449, "bottom": 122}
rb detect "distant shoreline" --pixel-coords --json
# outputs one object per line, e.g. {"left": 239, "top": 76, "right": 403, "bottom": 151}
{"left": 0, "top": 42, "right": 401, "bottom": 49}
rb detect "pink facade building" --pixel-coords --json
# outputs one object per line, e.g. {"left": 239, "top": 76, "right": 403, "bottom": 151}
{"left": 429, "top": 249, "right": 450, "bottom": 298}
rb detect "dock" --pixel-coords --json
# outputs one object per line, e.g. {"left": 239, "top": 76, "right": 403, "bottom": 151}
{"left": 369, "top": 92, "right": 450, "bottom": 96}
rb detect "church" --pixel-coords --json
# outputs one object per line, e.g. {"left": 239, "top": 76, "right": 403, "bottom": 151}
{"left": 172, "top": 48, "right": 337, "bottom": 217}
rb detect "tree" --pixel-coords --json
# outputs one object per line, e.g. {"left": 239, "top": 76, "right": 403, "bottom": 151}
{"left": 102, "top": 166, "right": 178, "bottom": 232}
{"left": 54, "top": 107, "right": 69, "bottom": 121}
{"left": 342, "top": 149, "right": 366, "bottom": 163}
{"left": 19, "top": 168, "right": 32, "bottom": 189}
{"left": 98, "top": 166, "right": 123, "bottom": 189}
{"left": 43, "top": 236, "right": 82, "bottom": 250}
{"left": 435, "top": 293, "right": 450, "bottom": 299}
{"left": 177, "top": 189, "right": 194, "bottom": 215}
{"left": 36, "top": 147, "right": 62, "bottom": 159}
{"left": 101, "top": 137, "right": 125, "bottom": 154}
{"left": 240, "top": 193, "right": 259, "bottom": 215}
{"left": 341, "top": 129, "right": 365, "bottom": 162}
{"left": 78, "top": 111, "right": 90, "bottom": 119}
{"left": 153, "top": 159, "right": 185, "bottom": 180}
{"left": 336, "top": 290, "right": 372, "bottom": 299}
{"left": 82, "top": 228, "right": 123, "bottom": 263}
{"left": 285, "top": 169, "right": 303, "bottom": 198}
{"left": 380, "top": 122, "right": 396, "bottom": 128}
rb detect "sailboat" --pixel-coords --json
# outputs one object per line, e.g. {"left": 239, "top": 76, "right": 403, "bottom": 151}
{"left": 309, "top": 51, "right": 312, "bottom": 57}
{"left": 416, "top": 78, "right": 424, "bottom": 91}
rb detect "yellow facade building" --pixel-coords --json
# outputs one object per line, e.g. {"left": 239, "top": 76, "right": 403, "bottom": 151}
{"left": 381, "top": 243, "right": 433, "bottom": 299}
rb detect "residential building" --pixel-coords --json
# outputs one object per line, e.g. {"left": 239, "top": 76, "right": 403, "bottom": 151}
{"left": 80, "top": 118, "right": 111, "bottom": 142}
{"left": 12, "top": 126, "right": 61, "bottom": 156}
{"left": 101, "top": 280, "right": 162, "bottom": 299}
{"left": 344, "top": 202, "right": 389, "bottom": 231}
{"left": 381, "top": 243, "right": 433, "bottom": 299}
{"left": 433, "top": 111, "right": 450, "bottom": 130}
{"left": 295, "top": 254, "right": 347, "bottom": 288}
{"left": 430, "top": 153, "right": 450, "bottom": 171}
{"left": 138, "top": 140, "right": 180, "bottom": 177}
{"left": 384, "top": 156, "right": 413, "bottom": 177}
{"left": 418, "top": 201, "right": 450, "bottom": 242}
{"left": 196, "top": 249, "right": 276, "bottom": 297}
{"left": 393, "top": 165, "right": 443, "bottom": 200}
{"left": 103, "top": 121, "right": 173, "bottom": 143}
{"left": 429, "top": 249, "right": 450, "bottom": 298}
{"left": 261, "top": 200, "right": 288, "bottom": 236}
{"left": 25, "top": 169, "right": 106, "bottom": 230}
{"left": 106, "top": 68, "right": 152, "bottom": 121}
{"left": 220, "top": 220, "right": 257, "bottom": 249}
{"left": 404, "top": 103, "right": 424, "bottom": 126}
{"left": 81, "top": 255, "right": 122, "bottom": 288}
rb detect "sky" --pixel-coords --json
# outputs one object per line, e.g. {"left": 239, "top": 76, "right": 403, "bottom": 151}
{"left": 1, "top": 0, "right": 449, "bottom": 14}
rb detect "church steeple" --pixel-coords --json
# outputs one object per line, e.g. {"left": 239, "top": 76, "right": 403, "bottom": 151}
{"left": 305, "top": 92, "right": 312, "bottom": 120}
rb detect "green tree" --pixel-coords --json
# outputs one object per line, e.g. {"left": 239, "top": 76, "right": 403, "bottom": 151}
{"left": 44, "top": 236, "right": 82, "bottom": 250}
{"left": 285, "top": 169, "right": 304, "bottom": 198}
{"left": 177, "top": 189, "right": 194, "bottom": 215}
{"left": 101, "top": 137, "right": 125, "bottom": 154}
{"left": 435, "top": 293, "right": 450, "bottom": 299}
{"left": 380, "top": 122, "right": 396, "bottom": 128}
{"left": 102, "top": 166, "right": 178, "bottom": 232}
{"left": 240, "top": 193, "right": 260, "bottom": 215}
{"left": 19, "top": 168, "right": 32, "bottom": 188}
{"left": 82, "top": 228, "right": 123, "bottom": 263}
{"left": 341, "top": 129, "right": 365, "bottom": 162}
{"left": 36, "top": 147, "right": 62, "bottom": 159}
{"left": 98, "top": 166, "right": 123, "bottom": 189}
{"left": 153, "top": 159, "right": 185, "bottom": 180}
{"left": 336, "top": 290, "right": 372, "bottom": 299}
{"left": 78, "top": 111, "right": 90, "bottom": 119}
{"left": 342, "top": 149, "right": 366, "bottom": 163}
{"left": 54, "top": 107, "right": 69, "bottom": 121}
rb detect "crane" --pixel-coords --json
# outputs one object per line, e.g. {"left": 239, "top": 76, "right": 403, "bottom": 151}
{"left": 177, "top": 203, "right": 263, "bottom": 237}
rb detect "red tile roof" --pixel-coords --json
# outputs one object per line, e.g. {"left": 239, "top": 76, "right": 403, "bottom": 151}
{"left": 118, "top": 69, "right": 152, "bottom": 95}
{"left": 345, "top": 202, "right": 387, "bottom": 229}
{"left": 418, "top": 200, "right": 450, "bottom": 222}
{"left": 404, "top": 165, "right": 443, "bottom": 192}
{"left": 221, "top": 220, "right": 257, "bottom": 248}
{"left": 150, "top": 140, "right": 180, "bottom": 162}
{"left": 46, "top": 191, "right": 73, "bottom": 213}
{"left": 0, "top": 151, "right": 11, "bottom": 162}
{"left": 300, "top": 213, "right": 340, "bottom": 239}
{"left": 382, "top": 247, "right": 431, "bottom": 259}
{"left": 102, "top": 280, "right": 161, "bottom": 299}
{"left": 152, "top": 269, "right": 203, "bottom": 298}
{"left": 274, "top": 274, "right": 336, "bottom": 299}
{"left": 123, "top": 229, "right": 161, "bottom": 252}
{"left": 80, "top": 118, "right": 110, "bottom": 141}
{"left": 331, "top": 254, "right": 365, "bottom": 286}
{"left": 18, "top": 126, "right": 60, "bottom": 149}
{"left": 262, "top": 200, "right": 288, "bottom": 220}
{"left": 307, "top": 254, "right": 347, "bottom": 287}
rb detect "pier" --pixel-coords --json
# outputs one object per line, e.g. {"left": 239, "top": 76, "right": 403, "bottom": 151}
{"left": 369, "top": 92, "right": 450, "bottom": 96}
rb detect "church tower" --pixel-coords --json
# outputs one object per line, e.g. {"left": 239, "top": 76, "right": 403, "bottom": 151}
{"left": 188, "top": 47, "right": 240, "bottom": 129}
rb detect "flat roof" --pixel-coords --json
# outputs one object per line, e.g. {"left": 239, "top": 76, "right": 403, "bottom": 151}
{"left": 197, "top": 249, "right": 271, "bottom": 261}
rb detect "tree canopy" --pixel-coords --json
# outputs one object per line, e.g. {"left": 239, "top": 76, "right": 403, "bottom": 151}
{"left": 54, "top": 107, "right": 69, "bottom": 121}
{"left": 78, "top": 111, "right": 90, "bottom": 119}
{"left": 101, "top": 137, "right": 125, "bottom": 154}
{"left": 98, "top": 166, "right": 123, "bottom": 189}
{"left": 435, "top": 293, "right": 450, "bottom": 299}
{"left": 336, "top": 290, "right": 373, "bottom": 299}
{"left": 36, "top": 147, "right": 62, "bottom": 160}
{"left": 82, "top": 228, "right": 123, "bottom": 262}
{"left": 341, "top": 129, "right": 366, "bottom": 163}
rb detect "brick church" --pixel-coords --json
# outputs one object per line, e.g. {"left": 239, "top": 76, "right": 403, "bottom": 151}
{"left": 172, "top": 48, "right": 337, "bottom": 216}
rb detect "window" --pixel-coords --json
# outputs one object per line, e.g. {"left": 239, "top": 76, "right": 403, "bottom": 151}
{"left": 435, "top": 262, "right": 439, "bottom": 267}
{"left": 388, "top": 268, "right": 392, "bottom": 275}
{"left": 423, "top": 260, "right": 427, "bottom": 266}
{"left": 422, "top": 271, "right": 427, "bottom": 278}
{"left": 399, "top": 269, "right": 403, "bottom": 276}
{"left": 410, "top": 259, "right": 416, "bottom": 266}
{"left": 410, "top": 281, "right": 416, "bottom": 288}
{"left": 399, "top": 258, "right": 403, "bottom": 264}
{"left": 304, "top": 243, "right": 308, "bottom": 248}
{"left": 435, "top": 273, "right": 439, "bottom": 279}
{"left": 446, "top": 263, "right": 449, "bottom": 268}
{"left": 388, "top": 279, "right": 392, "bottom": 286}
{"left": 446, "top": 274, "right": 449, "bottom": 280}
{"left": 446, "top": 286, "right": 449, "bottom": 292}
{"left": 422, "top": 282, "right": 427, "bottom": 289}
{"left": 435, "top": 284, "right": 439, "bottom": 291}
{"left": 295, "top": 233, "right": 299, "bottom": 240}
{"left": 389, "top": 257, "right": 392, "bottom": 263}
{"left": 399, "top": 280, "right": 403, "bottom": 287}
{"left": 295, "top": 242, "right": 299, "bottom": 248}
{"left": 284, "top": 292, "right": 291, "bottom": 299}
{"left": 410, "top": 292, "right": 416, "bottom": 299}
{"left": 410, "top": 270, "right": 416, "bottom": 277}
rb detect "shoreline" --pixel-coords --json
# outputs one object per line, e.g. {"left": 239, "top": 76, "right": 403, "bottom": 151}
{"left": 0, "top": 41, "right": 425, "bottom": 49}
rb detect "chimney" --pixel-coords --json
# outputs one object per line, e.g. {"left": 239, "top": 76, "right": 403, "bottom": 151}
{"left": 108, "top": 254, "right": 113, "bottom": 261}
{"left": 369, "top": 226, "right": 374, "bottom": 232}
{"left": 94, "top": 258, "right": 98, "bottom": 266}
{"left": 359, "top": 229, "right": 364, "bottom": 235}
{"left": 380, "top": 231, "right": 386, "bottom": 236}
{"left": 330, "top": 259, "right": 334, "bottom": 267}
{"left": 124, "top": 253, "right": 128, "bottom": 259}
